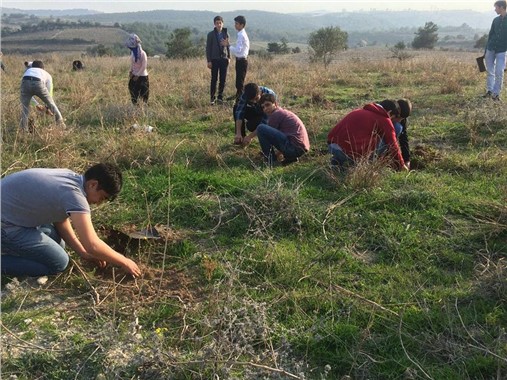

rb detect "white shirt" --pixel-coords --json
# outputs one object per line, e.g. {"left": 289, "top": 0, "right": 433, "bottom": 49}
{"left": 23, "top": 67, "right": 53, "bottom": 106}
{"left": 229, "top": 28, "right": 250, "bottom": 59}
{"left": 23, "top": 67, "right": 53, "bottom": 91}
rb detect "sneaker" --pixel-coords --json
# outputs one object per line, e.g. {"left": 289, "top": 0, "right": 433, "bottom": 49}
{"left": 482, "top": 91, "right": 492, "bottom": 98}
{"left": 210, "top": 97, "right": 216, "bottom": 105}
{"left": 492, "top": 94, "right": 501, "bottom": 101}
{"left": 217, "top": 98, "right": 224, "bottom": 105}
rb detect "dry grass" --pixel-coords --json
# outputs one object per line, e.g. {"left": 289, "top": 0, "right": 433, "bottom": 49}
{"left": 2, "top": 48, "right": 505, "bottom": 379}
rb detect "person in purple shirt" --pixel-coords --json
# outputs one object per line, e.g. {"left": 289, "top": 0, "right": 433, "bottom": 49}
{"left": 256, "top": 93, "right": 310, "bottom": 167}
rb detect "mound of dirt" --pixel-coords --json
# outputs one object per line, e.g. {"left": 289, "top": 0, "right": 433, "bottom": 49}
{"left": 410, "top": 144, "right": 441, "bottom": 170}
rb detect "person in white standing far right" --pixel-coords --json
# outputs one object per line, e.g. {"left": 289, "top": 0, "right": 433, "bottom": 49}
{"left": 484, "top": 0, "right": 507, "bottom": 101}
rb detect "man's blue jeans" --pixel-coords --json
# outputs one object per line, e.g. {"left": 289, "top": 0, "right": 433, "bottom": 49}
{"left": 376, "top": 121, "right": 403, "bottom": 156}
{"left": 485, "top": 49, "right": 506, "bottom": 96}
{"left": 1, "top": 224, "right": 69, "bottom": 277}
{"left": 329, "top": 143, "right": 354, "bottom": 167}
{"left": 257, "top": 124, "right": 306, "bottom": 165}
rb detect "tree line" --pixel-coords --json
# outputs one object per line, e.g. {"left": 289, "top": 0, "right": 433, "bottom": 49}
{"left": 2, "top": 17, "right": 487, "bottom": 62}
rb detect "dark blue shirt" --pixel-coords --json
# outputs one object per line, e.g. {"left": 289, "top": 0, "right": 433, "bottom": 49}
{"left": 234, "top": 86, "right": 276, "bottom": 123}
{"left": 487, "top": 15, "right": 507, "bottom": 53}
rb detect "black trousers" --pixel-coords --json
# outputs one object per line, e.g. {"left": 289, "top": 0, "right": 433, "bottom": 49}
{"left": 210, "top": 58, "right": 229, "bottom": 100}
{"left": 129, "top": 75, "right": 149, "bottom": 105}
{"left": 235, "top": 58, "right": 248, "bottom": 100}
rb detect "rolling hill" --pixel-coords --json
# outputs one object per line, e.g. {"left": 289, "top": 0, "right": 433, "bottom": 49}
{"left": 1, "top": 8, "right": 490, "bottom": 55}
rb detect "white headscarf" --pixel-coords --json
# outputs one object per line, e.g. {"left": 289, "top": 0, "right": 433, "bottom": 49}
{"left": 126, "top": 34, "right": 142, "bottom": 62}
{"left": 125, "top": 33, "right": 141, "bottom": 49}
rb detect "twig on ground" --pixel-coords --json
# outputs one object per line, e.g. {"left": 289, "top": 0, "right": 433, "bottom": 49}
{"left": 69, "top": 258, "right": 100, "bottom": 304}
{"left": 74, "top": 345, "right": 101, "bottom": 380}
{"left": 455, "top": 298, "right": 507, "bottom": 364}
{"left": 159, "top": 139, "right": 187, "bottom": 295}
{"left": 398, "top": 314, "right": 434, "bottom": 379}
{"left": 15, "top": 291, "right": 30, "bottom": 315}
{"left": 0, "top": 320, "right": 67, "bottom": 352}
{"left": 322, "top": 192, "right": 357, "bottom": 240}
{"left": 310, "top": 278, "right": 399, "bottom": 317}
{"left": 163, "top": 359, "right": 302, "bottom": 379}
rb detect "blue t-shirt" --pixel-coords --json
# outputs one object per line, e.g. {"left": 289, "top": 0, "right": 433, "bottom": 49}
{"left": 1, "top": 168, "right": 90, "bottom": 228}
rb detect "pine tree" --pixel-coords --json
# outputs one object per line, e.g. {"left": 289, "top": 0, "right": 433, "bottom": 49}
{"left": 412, "top": 22, "right": 439, "bottom": 50}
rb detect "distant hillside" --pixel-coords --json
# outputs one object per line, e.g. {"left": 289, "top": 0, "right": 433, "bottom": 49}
{"left": 1, "top": 27, "right": 127, "bottom": 55}
{"left": 2, "top": 8, "right": 492, "bottom": 31}
{"left": 1, "top": 7, "right": 102, "bottom": 17}
{"left": 60, "top": 9, "right": 492, "bottom": 33}
{"left": 1, "top": 8, "right": 489, "bottom": 55}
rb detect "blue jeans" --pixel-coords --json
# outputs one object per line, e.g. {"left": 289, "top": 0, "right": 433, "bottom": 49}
{"left": 376, "top": 121, "right": 403, "bottom": 156}
{"left": 1, "top": 224, "right": 69, "bottom": 277}
{"left": 256, "top": 123, "right": 306, "bottom": 165}
{"left": 329, "top": 143, "right": 354, "bottom": 167}
{"left": 485, "top": 49, "right": 506, "bottom": 96}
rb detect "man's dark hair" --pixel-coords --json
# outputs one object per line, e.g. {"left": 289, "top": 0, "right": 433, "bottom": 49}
{"left": 234, "top": 15, "right": 246, "bottom": 26}
{"left": 84, "top": 163, "right": 123, "bottom": 200}
{"left": 259, "top": 93, "right": 276, "bottom": 105}
{"left": 244, "top": 83, "right": 259, "bottom": 101}
{"left": 494, "top": 1, "right": 507, "bottom": 10}
{"left": 397, "top": 98, "right": 412, "bottom": 119}
{"left": 379, "top": 99, "right": 400, "bottom": 118}
{"left": 31, "top": 60, "right": 44, "bottom": 69}
{"left": 214, "top": 15, "right": 223, "bottom": 23}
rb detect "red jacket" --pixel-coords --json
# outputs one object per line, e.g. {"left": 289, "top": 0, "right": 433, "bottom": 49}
{"left": 327, "top": 103, "right": 405, "bottom": 168}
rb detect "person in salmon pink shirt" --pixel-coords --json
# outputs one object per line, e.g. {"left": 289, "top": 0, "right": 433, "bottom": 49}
{"left": 256, "top": 93, "right": 310, "bottom": 167}
{"left": 126, "top": 33, "right": 149, "bottom": 105}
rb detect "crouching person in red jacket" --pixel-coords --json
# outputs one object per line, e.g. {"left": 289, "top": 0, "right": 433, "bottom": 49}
{"left": 327, "top": 100, "right": 408, "bottom": 171}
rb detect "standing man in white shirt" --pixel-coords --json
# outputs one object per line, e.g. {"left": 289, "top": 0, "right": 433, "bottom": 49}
{"left": 222, "top": 15, "right": 250, "bottom": 101}
{"left": 19, "top": 60, "right": 65, "bottom": 131}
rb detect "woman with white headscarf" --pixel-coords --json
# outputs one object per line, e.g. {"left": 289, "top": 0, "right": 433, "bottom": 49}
{"left": 126, "top": 33, "right": 149, "bottom": 105}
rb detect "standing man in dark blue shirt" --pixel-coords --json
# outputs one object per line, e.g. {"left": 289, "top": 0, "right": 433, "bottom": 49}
{"left": 206, "top": 16, "right": 230, "bottom": 105}
{"left": 484, "top": 1, "right": 507, "bottom": 101}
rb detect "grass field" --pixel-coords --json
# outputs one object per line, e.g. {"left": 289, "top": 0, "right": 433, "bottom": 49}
{"left": 1, "top": 48, "right": 506, "bottom": 379}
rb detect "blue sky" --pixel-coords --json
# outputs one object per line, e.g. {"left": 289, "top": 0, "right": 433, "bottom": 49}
{"left": 3, "top": 0, "right": 492, "bottom": 14}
